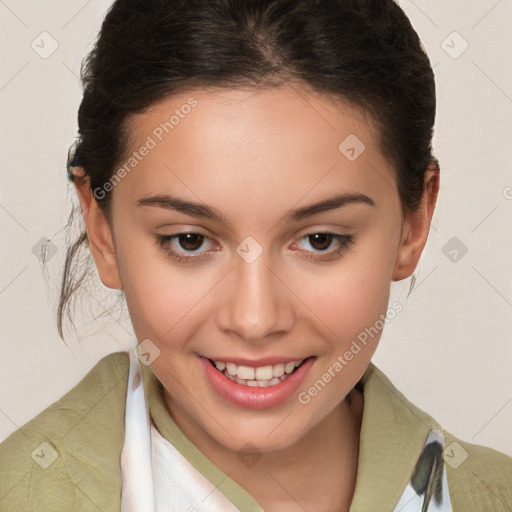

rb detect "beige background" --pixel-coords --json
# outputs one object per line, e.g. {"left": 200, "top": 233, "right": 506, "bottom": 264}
{"left": 1, "top": 0, "right": 511, "bottom": 457}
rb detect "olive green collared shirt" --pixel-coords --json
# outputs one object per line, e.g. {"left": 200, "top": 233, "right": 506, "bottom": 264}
{"left": 1, "top": 351, "right": 511, "bottom": 511}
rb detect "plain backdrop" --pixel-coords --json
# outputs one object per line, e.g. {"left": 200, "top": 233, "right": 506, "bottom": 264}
{"left": 1, "top": 0, "right": 511, "bottom": 457}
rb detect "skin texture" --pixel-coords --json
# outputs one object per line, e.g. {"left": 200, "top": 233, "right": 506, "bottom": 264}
{"left": 73, "top": 83, "right": 439, "bottom": 511}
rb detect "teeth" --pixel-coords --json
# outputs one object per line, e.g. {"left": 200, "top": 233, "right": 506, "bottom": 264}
{"left": 255, "top": 365, "right": 273, "bottom": 380}
{"left": 212, "top": 359, "right": 305, "bottom": 387}
{"left": 284, "top": 362, "right": 296, "bottom": 374}
{"left": 237, "top": 365, "right": 255, "bottom": 380}
{"left": 226, "top": 362, "right": 237, "bottom": 376}
{"left": 273, "top": 363, "right": 285, "bottom": 377}
{"left": 214, "top": 361, "right": 226, "bottom": 371}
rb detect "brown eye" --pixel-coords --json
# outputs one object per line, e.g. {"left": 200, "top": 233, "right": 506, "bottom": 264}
{"left": 155, "top": 231, "right": 216, "bottom": 263}
{"left": 307, "top": 233, "right": 335, "bottom": 251}
{"left": 177, "top": 233, "right": 205, "bottom": 251}
{"left": 293, "top": 232, "right": 355, "bottom": 262}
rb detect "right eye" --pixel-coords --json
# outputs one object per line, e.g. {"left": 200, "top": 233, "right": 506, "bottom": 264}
{"left": 155, "top": 232, "right": 217, "bottom": 262}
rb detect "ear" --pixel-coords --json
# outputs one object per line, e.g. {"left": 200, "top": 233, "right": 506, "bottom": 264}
{"left": 392, "top": 160, "right": 440, "bottom": 281}
{"left": 72, "top": 168, "right": 123, "bottom": 289}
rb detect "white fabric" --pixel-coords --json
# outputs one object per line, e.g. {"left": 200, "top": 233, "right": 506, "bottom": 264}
{"left": 120, "top": 348, "right": 453, "bottom": 512}
{"left": 120, "top": 348, "right": 239, "bottom": 512}
{"left": 120, "top": 347, "right": 155, "bottom": 512}
{"left": 151, "top": 423, "right": 241, "bottom": 511}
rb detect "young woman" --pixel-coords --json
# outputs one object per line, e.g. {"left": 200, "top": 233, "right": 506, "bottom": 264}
{"left": 1, "top": 0, "right": 511, "bottom": 511}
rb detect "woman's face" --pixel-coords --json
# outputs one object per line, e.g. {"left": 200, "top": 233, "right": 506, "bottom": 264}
{"left": 87, "top": 84, "right": 430, "bottom": 453}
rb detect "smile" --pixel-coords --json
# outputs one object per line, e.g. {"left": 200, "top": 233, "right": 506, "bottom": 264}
{"left": 210, "top": 359, "right": 304, "bottom": 387}
{"left": 200, "top": 356, "right": 316, "bottom": 409}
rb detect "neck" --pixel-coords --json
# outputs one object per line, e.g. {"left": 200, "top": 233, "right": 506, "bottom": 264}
{"left": 168, "top": 388, "right": 364, "bottom": 512}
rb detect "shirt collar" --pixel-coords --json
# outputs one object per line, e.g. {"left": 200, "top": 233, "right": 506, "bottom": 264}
{"left": 140, "top": 359, "right": 263, "bottom": 511}
{"left": 139, "top": 359, "right": 441, "bottom": 511}
{"left": 348, "top": 362, "right": 441, "bottom": 510}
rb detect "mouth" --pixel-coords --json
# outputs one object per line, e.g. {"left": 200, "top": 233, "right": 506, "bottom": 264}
{"left": 207, "top": 358, "right": 309, "bottom": 388}
{"left": 200, "top": 355, "right": 316, "bottom": 409}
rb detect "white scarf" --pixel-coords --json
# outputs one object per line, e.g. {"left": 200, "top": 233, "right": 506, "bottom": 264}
{"left": 120, "top": 348, "right": 239, "bottom": 512}
{"left": 120, "top": 349, "right": 452, "bottom": 512}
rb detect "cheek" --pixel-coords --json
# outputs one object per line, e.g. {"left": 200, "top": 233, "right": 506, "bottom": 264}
{"left": 300, "top": 237, "right": 397, "bottom": 338}
{"left": 117, "top": 217, "right": 399, "bottom": 348}
{"left": 116, "top": 241, "right": 202, "bottom": 342}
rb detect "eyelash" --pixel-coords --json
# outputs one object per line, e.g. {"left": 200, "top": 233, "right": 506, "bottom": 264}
{"left": 155, "top": 231, "right": 354, "bottom": 263}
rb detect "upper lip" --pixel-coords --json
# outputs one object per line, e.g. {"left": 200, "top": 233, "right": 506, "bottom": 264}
{"left": 204, "top": 355, "right": 313, "bottom": 367}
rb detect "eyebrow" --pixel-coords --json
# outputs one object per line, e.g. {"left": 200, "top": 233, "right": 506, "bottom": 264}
{"left": 137, "top": 192, "right": 375, "bottom": 227}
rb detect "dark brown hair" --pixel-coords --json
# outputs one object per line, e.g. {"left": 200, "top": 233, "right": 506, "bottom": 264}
{"left": 58, "top": 0, "right": 438, "bottom": 339}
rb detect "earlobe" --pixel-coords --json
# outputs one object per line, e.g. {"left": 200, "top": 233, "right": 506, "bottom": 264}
{"left": 72, "top": 168, "right": 123, "bottom": 290}
{"left": 392, "top": 161, "right": 440, "bottom": 282}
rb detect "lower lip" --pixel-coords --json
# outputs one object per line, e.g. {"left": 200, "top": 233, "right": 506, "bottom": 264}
{"left": 199, "top": 356, "right": 315, "bottom": 409}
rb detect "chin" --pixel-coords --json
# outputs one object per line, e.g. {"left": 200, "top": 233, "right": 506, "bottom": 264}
{"left": 205, "top": 413, "right": 313, "bottom": 455}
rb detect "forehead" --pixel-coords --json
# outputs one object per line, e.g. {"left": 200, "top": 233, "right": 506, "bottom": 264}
{"left": 115, "top": 84, "right": 397, "bottom": 219}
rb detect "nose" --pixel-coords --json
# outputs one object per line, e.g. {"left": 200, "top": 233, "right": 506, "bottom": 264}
{"left": 216, "top": 250, "right": 295, "bottom": 344}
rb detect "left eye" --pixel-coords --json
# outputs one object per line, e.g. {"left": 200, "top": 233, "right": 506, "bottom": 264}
{"left": 293, "top": 232, "right": 354, "bottom": 260}
{"left": 297, "top": 232, "right": 345, "bottom": 251}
